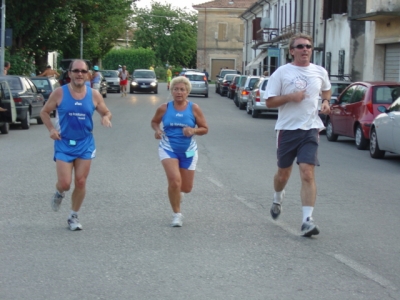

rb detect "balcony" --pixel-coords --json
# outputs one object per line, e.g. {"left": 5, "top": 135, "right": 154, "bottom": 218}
{"left": 252, "top": 22, "right": 313, "bottom": 49}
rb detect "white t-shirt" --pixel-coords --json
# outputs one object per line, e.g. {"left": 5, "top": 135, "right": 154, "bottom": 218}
{"left": 264, "top": 63, "right": 331, "bottom": 130}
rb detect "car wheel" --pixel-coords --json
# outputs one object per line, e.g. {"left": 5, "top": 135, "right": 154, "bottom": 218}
{"left": 246, "top": 102, "right": 251, "bottom": 114}
{"left": 251, "top": 107, "right": 259, "bottom": 118}
{"left": 355, "top": 124, "right": 368, "bottom": 150}
{"left": 103, "top": 92, "right": 107, "bottom": 98}
{"left": 36, "top": 117, "right": 44, "bottom": 125}
{"left": 326, "top": 119, "right": 338, "bottom": 141}
{"left": 130, "top": 89, "right": 134, "bottom": 94}
{"left": 21, "top": 111, "right": 30, "bottom": 130}
{"left": 369, "top": 127, "right": 385, "bottom": 158}
{"left": 239, "top": 101, "right": 245, "bottom": 110}
{"left": 227, "top": 91, "right": 231, "bottom": 98}
{"left": 204, "top": 93, "right": 208, "bottom": 98}
{"left": 233, "top": 95, "right": 239, "bottom": 107}
{"left": 154, "top": 89, "right": 158, "bottom": 94}
{"left": 0, "top": 122, "right": 9, "bottom": 134}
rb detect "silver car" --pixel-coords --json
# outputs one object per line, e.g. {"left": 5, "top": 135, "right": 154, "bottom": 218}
{"left": 369, "top": 97, "right": 400, "bottom": 158}
{"left": 100, "top": 70, "right": 120, "bottom": 93}
{"left": 234, "top": 75, "right": 260, "bottom": 110}
{"left": 247, "top": 76, "right": 277, "bottom": 118}
{"left": 185, "top": 71, "right": 209, "bottom": 97}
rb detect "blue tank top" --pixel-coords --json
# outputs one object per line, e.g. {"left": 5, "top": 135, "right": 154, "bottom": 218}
{"left": 56, "top": 85, "right": 95, "bottom": 140}
{"left": 160, "top": 101, "right": 197, "bottom": 153}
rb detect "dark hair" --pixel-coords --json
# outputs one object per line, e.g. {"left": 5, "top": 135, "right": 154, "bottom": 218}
{"left": 4, "top": 61, "right": 10, "bottom": 68}
{"left": 46, "top": 65, "right": 51, "bottom": 68}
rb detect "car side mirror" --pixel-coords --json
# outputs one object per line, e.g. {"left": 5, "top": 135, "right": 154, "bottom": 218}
{"left": 40, "top": 89, "right": 46, "bottom": 93}
{"left": 377, "top": 105, "right": 388, "bottom": 113}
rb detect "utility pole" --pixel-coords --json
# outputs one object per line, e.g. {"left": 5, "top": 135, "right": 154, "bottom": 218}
{"left": 80, "top": 23, "right": 83, "bottom": 59}
{"left": 0, "top": 0, "right": 6, "bottom": 74}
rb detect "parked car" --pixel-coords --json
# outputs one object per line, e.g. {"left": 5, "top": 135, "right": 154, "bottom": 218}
{"left": 220, "top": 74, "right": 236, "bottom": 97}
{"left": 369, "top": 97, "right": 400, "bottom": 158}
{"left": 234, "top": 75, "right": 260, "bottom": 110}
{"left": 184, "top": 71, "right": 208, "bottom": 97}
{"left": 215, "top": 69, "right": 240, "bottom": 94}
{"left": 318, "top": 80, "right": 352, "bottom": 126}
{"left": 30, "top": 77, "right": 60, "bottom": 117}
{"left": 179, "top": 69, "right": 199, "bottom": 76}
{"left": 0, "top": 80, "right": 17, "bottom": 134}
{"left": 58, "top": 59, "right": 92, "bottom": 86}
{"left": 130, "top": 69, "right": 158, "bottom": 94}
{"left": 227, "top": 75, "right": 241, "bottom": 99}
{"left": 326, "top": 81, "right": 400, "bottom": 149}
{"left": 246, "top": 76, "right": 277, "bottom": 118}
{"left": 0, "top": 76, "right": 45, "bottom": 129}
{"left": 100, "top": 70, "right": 120, "bottom": 93}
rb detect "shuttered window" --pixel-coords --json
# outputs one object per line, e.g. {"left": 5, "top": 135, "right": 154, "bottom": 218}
{"left": 218, "top": 23, "right": 227, "bottom": 40}
{"left": 384, "top": 43, "right": 400, "bottom": 81}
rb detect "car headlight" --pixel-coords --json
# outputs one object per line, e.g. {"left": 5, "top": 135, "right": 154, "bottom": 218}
{"left": 150, "top": 82, "right": 157, "bottom": 87}
{"left": 131, "top": 82, "right": 138, "bottom": 86}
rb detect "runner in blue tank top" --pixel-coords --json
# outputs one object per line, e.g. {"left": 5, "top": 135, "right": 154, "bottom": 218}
{"left": 151, "top": 76, "right": 209, "bottom": 227}
{"left": 40, "top": 59, "right": 112, "bottom": 231}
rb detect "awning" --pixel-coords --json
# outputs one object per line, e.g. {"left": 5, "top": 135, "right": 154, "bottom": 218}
{"left": 351, "top": 11, "right": 400, "bottom": 21}
{"left": 245, "top": 51, "right": 268, "bottom": 70}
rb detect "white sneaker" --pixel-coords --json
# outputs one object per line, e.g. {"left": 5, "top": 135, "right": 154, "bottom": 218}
{"left": 171, "top": 213, "right": 183, "bottom": 227}
{"left": 68, "top": 214, "right": 82, "bottom": 231}
{"left": 51, "top": 191, "right": 65, "bottom": 212}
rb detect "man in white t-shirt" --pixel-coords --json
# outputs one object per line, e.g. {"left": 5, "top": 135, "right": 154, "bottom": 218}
{"left": 264, "top": 33, "right": 331, "bottom": 237}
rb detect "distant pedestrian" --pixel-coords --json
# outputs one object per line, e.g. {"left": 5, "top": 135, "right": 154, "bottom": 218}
{"left": 149, "top": 65, "right": 155, "bottom": 71}
{"left": 203, "top": 69, "right": 209, "bottom": 82}
{"left": 40, "top": 59, "right": 112, "bottom": 231}
{"left": 263, "top": 71, "right": 269, "bottom": 77}
{"left": 151, "top": 76, "right": 209, "bottom": 227}
{"left": 264, "top": 33, "right": 331, "bottom": 237}
{"left": 91, "top": 66, "right": 101, "bottom": 90}
{"left": 4, "top": 61, "right": 10, "bottom": 75}
{"left": 118, "top": 65, "right": 129, "bottom": 97}
{"left": 38, "top": 65, "right": 60, "bottom": 78}
{"left": 166, "top": 66, "right": 172, "bottom": 90}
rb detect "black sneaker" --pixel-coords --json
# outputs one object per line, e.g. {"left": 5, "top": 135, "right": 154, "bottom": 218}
{"left": 270, "top": 203, "right": 281, "bottom": 220}
{"left": 301, "top": 217, "right": 319, "bottom": 237}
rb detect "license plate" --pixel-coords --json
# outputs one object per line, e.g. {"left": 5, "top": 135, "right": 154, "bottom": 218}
{"left": 141, "top": 85, "right": 147, "bottom": 88}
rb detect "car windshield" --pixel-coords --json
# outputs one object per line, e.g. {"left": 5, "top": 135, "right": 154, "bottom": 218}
{"left": 261, "top": 79, "right": 268, "bottom": 89}
{"left": 134, "top": 71, "right": 155, "bottom": 78}
{"left": 100, "top": 70, "right": 119, "bottom": 78}
{"left": 332, "top": 83, "right": 350, "bottom": 96}
{"left": 224, "top": 74, "right": 235, "bottom": 80}
{"left": 186, "top": 74, "right": 205, "bottom": 81}
{"left": 248, "top": 78, "right": 259, "bottom": 88}
{"left": 30, "top": 79, "right": 52, "bottom": 91}
{"left": 4, "top": 78, "right": 22, "bottom": 91}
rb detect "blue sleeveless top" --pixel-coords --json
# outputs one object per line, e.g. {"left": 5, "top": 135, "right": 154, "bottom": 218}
{"left": 160, "top": 101, "right": 197, "bottom": 153}
{"left": 55, "top": 85, "right": 95, "bottom": 140}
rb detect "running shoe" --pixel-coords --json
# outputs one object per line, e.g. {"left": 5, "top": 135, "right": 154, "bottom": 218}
{"left": 171, "top": 213, "right": 183, "bottom": 227}
{"left": 270, "top": 190, "right": 285, "bottom": 220}
{"left": 301, "top": 217, "right": 319, "bottom": 237}
{"left": 51, "top": 191, "right": 65, "bottom": 212}
{"left": 68, "top": 214, "right": 82, "bottom": 231}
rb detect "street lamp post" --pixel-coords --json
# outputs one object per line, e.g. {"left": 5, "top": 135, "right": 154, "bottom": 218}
{"left": 0, "top": 0, "right": 6, "bottom": 74}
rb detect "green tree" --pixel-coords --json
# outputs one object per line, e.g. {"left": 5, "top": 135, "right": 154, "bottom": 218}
{"left": 132, "top": 1, "right": 198, "bottom": 68}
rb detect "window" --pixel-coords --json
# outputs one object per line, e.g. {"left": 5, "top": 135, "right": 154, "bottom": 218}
{"left": 349, "top": 86, "right": 366, "bottom": 104}
{"left": 326, "top": 52, "right": 331, "bottom": 75}
{"left": 374, "top": 86, "right": 398, "bottom": 104}
{"left": 218, "top": 23, "right": 228, "bottom": 40}
{"left": 323, "top": 0, "right": 347, "bottom": 20}
{"left": 338, "top": 50, "right": 345, "bottom": 77}
{"left": 340, "top": 85, "right": 356, "bottom": 104}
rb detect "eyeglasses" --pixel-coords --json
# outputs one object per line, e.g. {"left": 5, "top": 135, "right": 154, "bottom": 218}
{"left": 293, "top": 44, "right": 312, "bottom": 50}
{"left": 70, "top": 69, "right": 89, "bottom": 74}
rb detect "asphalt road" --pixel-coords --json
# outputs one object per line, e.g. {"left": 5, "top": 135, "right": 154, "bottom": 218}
{"left": 1, "top": 83, "right": 400, "bottom": 300}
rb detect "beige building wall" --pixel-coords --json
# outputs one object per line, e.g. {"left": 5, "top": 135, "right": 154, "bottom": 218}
{"left": 196, "top": 8, "right": 246, "bottom": 80}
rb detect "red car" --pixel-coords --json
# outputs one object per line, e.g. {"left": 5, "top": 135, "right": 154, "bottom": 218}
{"left": 227, "top": 75, "right": 241, "bottom": 99}
{"left": 326, "top": 81, "right": 400, "bottom": 149}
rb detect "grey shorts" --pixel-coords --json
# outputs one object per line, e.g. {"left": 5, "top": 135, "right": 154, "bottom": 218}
{"left": 276, "top": 129, "right": 320, "bottom": 168}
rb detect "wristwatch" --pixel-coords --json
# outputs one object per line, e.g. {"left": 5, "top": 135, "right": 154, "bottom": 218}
{"left": 322, "top": 99, "right": 330, "bottom": 104}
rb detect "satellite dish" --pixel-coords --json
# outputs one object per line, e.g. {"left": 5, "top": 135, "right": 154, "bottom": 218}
{"left": 260, "top": 17, "right": 271, "bottom": 28}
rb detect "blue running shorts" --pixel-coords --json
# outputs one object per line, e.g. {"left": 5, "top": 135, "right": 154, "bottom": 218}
{"left": 159, "top": 148, "right": 198, "bottom": 170}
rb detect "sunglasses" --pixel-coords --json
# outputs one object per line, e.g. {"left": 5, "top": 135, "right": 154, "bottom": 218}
{"left": 293, "top": 44, "right": 312, "bottom": 49}
{"left": 70, "top": 69, "right": 89, "bottom": 74}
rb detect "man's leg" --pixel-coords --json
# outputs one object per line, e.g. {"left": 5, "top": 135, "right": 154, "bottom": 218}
{"left": 270, "top": 165, "right": 292, "bottom": 220}
{"left": 51, "top": 160, "right": 73, "bottom": 212}
{"left": 71, "top": 158, "right": 92, "bottom": 212}
{"left": 299, "top": 163, "right": 319, "bottom": 236}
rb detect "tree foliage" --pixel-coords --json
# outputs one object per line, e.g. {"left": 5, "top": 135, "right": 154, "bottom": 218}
{"left": 131, "top": 1, "right": 198, "bottom": 68}
{"left": 102, "top": 48, "right": 156, "bottom": 72}
{"left": 4, "top": 0, "right": 135, "bottom": 72}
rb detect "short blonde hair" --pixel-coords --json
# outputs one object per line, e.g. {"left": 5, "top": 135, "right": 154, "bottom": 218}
{"left": 289, "top": 33, "right": 313, "bottom": 49}
{"left": 170, "top": 76, "right": 192, "bottom": 93}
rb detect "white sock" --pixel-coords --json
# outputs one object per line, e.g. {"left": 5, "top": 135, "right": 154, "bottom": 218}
{"left": 70, "top": 210, "right": 78, "bottom": 218}
{"left": 302, "top": 206, "right": 314, "bottom": 223}
{"left": 273, "top": 190, "right": 284, "bottom": 203}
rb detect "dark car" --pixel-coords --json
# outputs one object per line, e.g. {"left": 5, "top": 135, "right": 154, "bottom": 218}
{"left": 100, "top": 70, "right": 120, "bottom": 93}
{"left": 215, "top": 69, "right": 240, "bottom": 94}
{"left": 0, "top": 76, "right": 45, "bottom": 129}
{"left": 326, "top": 81, "right": 400, "bottom": 149}
{"left": 130, "top": 69, "right": 158, "bottom": 94}
{"left": 227, "top": 75, "right": 240, "bottom": 99}
{"left": 58, "top": 59, "right": 92, "bottom": 86}
{"left": 30, "top": 77, "right": 60, "bottom": 117}
{"left": 0, "top": 80, "right": 17, "bottom": 134}
{"left": 220, "top": 74, "right": 237, "bottom": 97}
